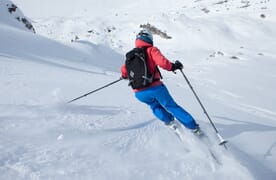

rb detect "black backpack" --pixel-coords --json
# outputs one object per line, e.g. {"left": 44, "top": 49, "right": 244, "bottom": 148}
{"left": 125, "top": 47, "right": 160, "bottom": 89}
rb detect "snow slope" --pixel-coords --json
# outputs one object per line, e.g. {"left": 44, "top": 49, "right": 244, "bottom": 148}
{"left": 1, "top": 0, "right": 276, "bottom": 179}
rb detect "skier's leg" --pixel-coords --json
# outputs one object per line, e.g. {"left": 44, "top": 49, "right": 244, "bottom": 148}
{"left": 135, "top": 88, "right": 173, "bottom": 124}
{"left": 148, "top": 100, "right": 174, "bottom": 124}
{"left": 155, "top": 84, "right": 198, "bottom": 129}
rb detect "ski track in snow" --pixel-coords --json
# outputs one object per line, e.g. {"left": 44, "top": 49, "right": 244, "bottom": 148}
{"left": 0, "top": 102, "right": 255, "bottom": 180}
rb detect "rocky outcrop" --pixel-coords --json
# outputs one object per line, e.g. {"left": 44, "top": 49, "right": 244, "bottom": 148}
{"left": 1, "top": 0, "right": 35, "bottom": 33}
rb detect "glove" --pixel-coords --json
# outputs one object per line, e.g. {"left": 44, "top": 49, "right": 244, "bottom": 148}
{"left": 171, "top": 60, "right": 183, "bottom": 71}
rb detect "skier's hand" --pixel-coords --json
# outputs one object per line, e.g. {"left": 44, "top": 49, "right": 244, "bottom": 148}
{"left": 171, "top": 60, "right": 183, "bottom": 71}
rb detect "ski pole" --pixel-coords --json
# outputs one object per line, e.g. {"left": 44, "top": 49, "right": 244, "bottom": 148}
{"left": 179, "top": 69, "right": 228, "bottom": 146}
{"left": 67, "top": 77, "right": 123, "bottom": 103}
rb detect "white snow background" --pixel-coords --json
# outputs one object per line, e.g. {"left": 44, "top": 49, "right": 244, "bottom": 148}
{"left": 1, "top": 0, "right": 276, "bottom": 179}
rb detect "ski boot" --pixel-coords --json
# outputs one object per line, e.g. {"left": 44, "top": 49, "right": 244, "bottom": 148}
{"left": 192, "top": 126, "right": 204, "bottom": 137}
{"left": 166, "top": 120, "right": 181, "bottom": 131}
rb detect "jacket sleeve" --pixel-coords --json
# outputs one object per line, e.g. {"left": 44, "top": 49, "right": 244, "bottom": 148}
{"left": 121, "top": 64, "right": 128, "bottom": 78}
{"left": 149, "top": 47, "right": 173, "bottom": 71}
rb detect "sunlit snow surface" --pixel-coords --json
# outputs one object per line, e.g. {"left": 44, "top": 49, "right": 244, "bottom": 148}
{"left": 1, "top": 0, "right": 276, "bottom": 179}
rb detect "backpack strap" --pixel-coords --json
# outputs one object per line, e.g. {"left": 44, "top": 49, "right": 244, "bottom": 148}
{"left": 155, "top": 66, "right": 163, "bottom": 80}
{"left": 145, "top": 47, "right": 163, "bottom": 81}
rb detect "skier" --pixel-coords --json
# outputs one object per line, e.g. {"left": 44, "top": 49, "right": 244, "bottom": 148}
{"left": 121, "top": 29, "right": 202, "bottom": 135}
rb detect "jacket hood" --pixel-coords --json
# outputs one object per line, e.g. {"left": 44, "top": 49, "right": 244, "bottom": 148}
{"left": 135, "top": 39, "right": 153, "bottom": 48}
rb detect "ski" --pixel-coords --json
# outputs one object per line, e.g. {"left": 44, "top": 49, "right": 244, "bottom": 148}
{"left": 197, "top": 133, "right": 222, "bottom": 165}
{"left": 167, "top": 121, "right": 222, "bottom": 165}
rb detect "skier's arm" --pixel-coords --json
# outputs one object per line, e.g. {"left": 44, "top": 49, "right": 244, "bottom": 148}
{"left": 121, "top": 64, "right": 128, "bottom": 79}
{"left": 149, "top": 47, "right": 173, "bottom": 71}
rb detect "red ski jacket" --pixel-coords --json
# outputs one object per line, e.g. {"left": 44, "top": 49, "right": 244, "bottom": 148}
{"left": 121, "top": 39, "right": 173, "bottom": 92}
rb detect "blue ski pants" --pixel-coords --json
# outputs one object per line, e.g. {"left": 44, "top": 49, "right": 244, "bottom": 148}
{"left": 135, "top": 84, "right": 198, "bottom": 129}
